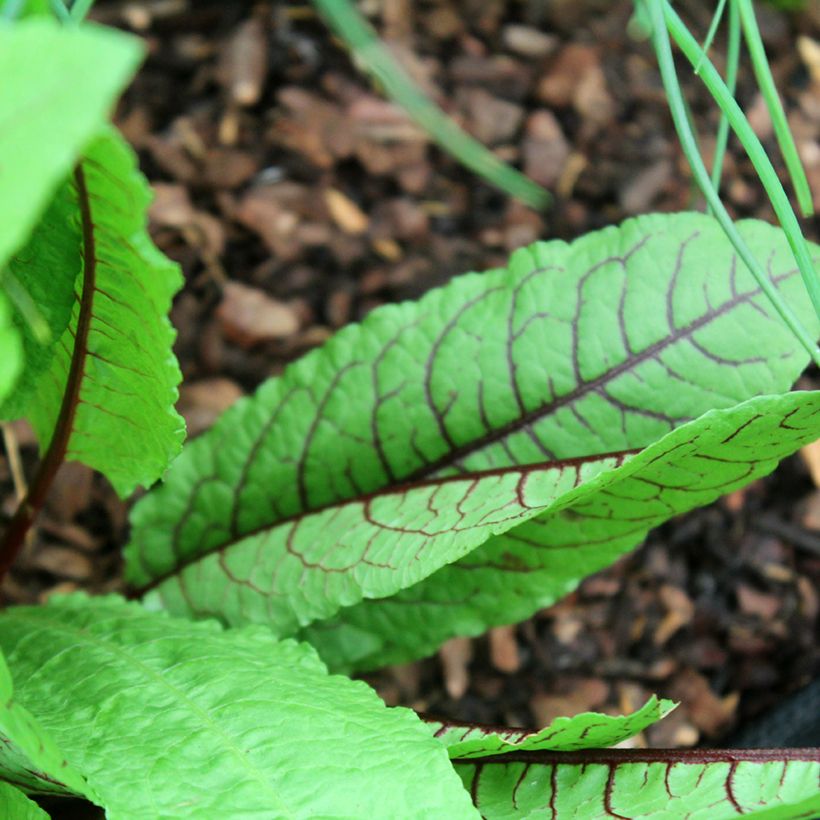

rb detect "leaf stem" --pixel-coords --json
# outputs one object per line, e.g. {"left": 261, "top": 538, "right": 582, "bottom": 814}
{"left": 0, "top": 166, "right": 95, "bottom": 581}
{"left": 646, "top": 0, "right": 820, "bottom": 366}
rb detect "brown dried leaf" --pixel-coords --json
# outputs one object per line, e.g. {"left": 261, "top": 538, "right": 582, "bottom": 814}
{"left": 216, "top": 281, "right": 300, "bottom": 347}
{"left": 219, "top": 17, "right": 268, "bottom": 107}
{"left": 488, "top": 625, "right": 520, "bottom": 673}
{"left": 439, "top": 636, "right": 473, "bottom": 700}
{"left": 324, "top": 189, "right": 370, "bottom": 235}
{"left": 178, "top": 378, "right": 244, "bottom": 437}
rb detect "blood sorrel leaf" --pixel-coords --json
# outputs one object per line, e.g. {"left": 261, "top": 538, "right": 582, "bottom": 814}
{"left": 0, "top": 595, "right": 478, "bottom": 820}
{"left": 127, "top": 214, "right": 819, "bottom": 642}
{"left": 0, "top": 783, "right": 48, "bottom": 820}
{"left": 129, "top": 215, "right": 817, "bottom": 560}
{"left": 20, "top": 129, "right": 185, "bottom": 497}
{"left": 0, "top": 648, "right": 96, "bottom": 802}
{"left": 303, "top": 392, "right": 820, "bottom": 670}
{"left": 134, "top": 390, "right": 820, "bottom": 660}
{"left": 456, "top": 749, "right": 820, "bottom": 819}
{"left": 429, "top": 697, "right": 675, "bottom": 759}
{"left": 0, "top": 19, "right": 141, "bottom": 270}
{"left": 135, "top": 449, "right": 630, "bottom": 633}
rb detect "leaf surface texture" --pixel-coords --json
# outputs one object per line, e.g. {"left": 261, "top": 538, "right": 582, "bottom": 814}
{"left": 22, "top": 130, "right": 185, "bottom": 496}
{"left": 457, "top": 750, "right": 820, "bottom": 819}
{"left": 429, "top": 696, "right": 675, "bottom": 759}
{"left": 0, "top": 596, "right": 478, "bottom": 820}
{"left": 127, "top": 214, "right": 820, "bottom": 662}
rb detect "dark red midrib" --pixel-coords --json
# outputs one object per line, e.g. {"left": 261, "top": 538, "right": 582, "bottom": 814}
{"left": 0, "top": 166, "right": 95, "bottom": 580}
{"left": 137, "top": 260, "right": 798, "bottom": 592}
{"left": 453, "top": 747, "right": 820, "bottom": 765}
{"left": 134, "top": 448, "right": 637, "bottom": 594}
{"left": 401, "top": 276, "right": 783, "bottom": 485}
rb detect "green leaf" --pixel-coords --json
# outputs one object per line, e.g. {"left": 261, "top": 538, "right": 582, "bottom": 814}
{"left": 135, "top": 445, "right": 631, "bottom": 634}
{"left": 0, "top": 595, "right": 478, "bottom": 820}
{"left": 0, "top": 180, "right": 80, "bottom": 419}
{"left": 127, "top": 213, "right": 819, "bottom": 648}
{"left": 134, "top": 389, "right": 820, "bottom": 663}
{"left": 0, "top": 646, "right": 96, "bottom": 801}
{"left": 0, "top": 783, "right": 49, "bottom": 820}
{"left": 21, "top": 128, "right": 185, "bottom": 497}
{"left": 457, "top": 749, "right": 820, "bottom": 819}
{"left": 304, "top": 392, "right": 820, "bottom": 670}
{"left": 0, "top": 19, "right": 142, "bottom": 270}
{"left": 430, "top": 697, "right": 676, "bottom": 759}
{"left": 0, "top": 292, "right": 23, "bottom": 406}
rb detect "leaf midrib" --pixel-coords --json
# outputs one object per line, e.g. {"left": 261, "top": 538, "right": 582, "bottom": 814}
{"left": 405, "top": 260, "right": 798, "bottom": 484}
{"left": 135, "top": 449, "right": 637, "bottom": 593}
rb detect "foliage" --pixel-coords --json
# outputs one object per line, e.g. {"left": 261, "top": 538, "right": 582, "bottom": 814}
{"left": 0, "top": 596, "right": 476, "bottom": 819}
{"left": 0, "top": 3, "right": 818, "bottom": 819}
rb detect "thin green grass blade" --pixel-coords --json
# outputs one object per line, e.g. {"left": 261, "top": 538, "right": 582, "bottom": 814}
{"left": 736, "top": 0, "right": 814, "bottom": 216}
{"left": 647, "top": 0, "right": 820, "bottom": 365}
{"left": 661, "top": 0, "right": 820, "bottom": 328}
{"left": 694, "top": 0, "right": 728, "bottom": 74}
{"left": 710, "top": 0, "right": 741, "bottom": 195}
{"left": 312, "top": 0, "right": 550, "bottom": 210}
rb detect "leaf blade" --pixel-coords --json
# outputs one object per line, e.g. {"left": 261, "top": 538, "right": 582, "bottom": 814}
{"left": 303, "top": 391, "right": 820, "bottom": 670}
{"left": 0, "top": 595, "right": 478, "bottom": 820}
{"left": 0, "top": 19, "right": 142, "bottom": 269}
{"left": 429, "top": 696, "right": 676, "bottom": 759}
{"left": 24, "top": 129, "right": 185, "bottom": 497}
{"left": 457, "top": 749, "right": 820, "bottom": 819}
{"left": 0, "top": 647, "right": 96, "bottom": 801}
{"left": 129, "top": 214, "right": 819, "bottom": 560}
{"left": 0, "top": 783, "right": 49, "bottom": 820}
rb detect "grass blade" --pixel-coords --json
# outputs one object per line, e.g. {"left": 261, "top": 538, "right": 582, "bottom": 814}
{"left": 655, "top": 0, "right": 820, "bottom": 352}
{"left": 312, "top": 0, "right": 550, "bottom": 210}
{"left": 736, "top": 0, "right": 814, "bottom": 216}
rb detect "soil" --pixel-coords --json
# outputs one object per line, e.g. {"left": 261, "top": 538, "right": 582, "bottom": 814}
{"left": 3, "top": 0, "right": 820, "bottom": 753}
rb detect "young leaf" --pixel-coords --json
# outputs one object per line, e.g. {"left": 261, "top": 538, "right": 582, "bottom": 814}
{"left": 0, "top": 19, "right": 142, "bottom": 269}
{"left": 0, "top": 783, "right": 49, "bottom": 820}
{"left": 0, "top": 595, "right": 478, "bottom": 820}
{"left": 429, "top": 696, "right": 675, "bottom": 759}
{"left": 16, "top": 128, "right": 186, "bottom": 498}
{"left": 303, "top": 392, "right": 820, "bottom": 670}
{"left": 0, "top": 647, "right": 96, "bottom": 801}
{"left": 457, "top": 749, "right": 820, "bottom": 819}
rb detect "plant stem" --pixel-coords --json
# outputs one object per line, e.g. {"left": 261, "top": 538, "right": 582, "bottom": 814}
{"left": 709, "top": 0, "right": 740, "bottom": 196}
{"left": 694, "top": 0, "right": 727, "bottom": 75}
{"left": 311, "top": 0, "right": 550, "bottom": 210}
{"left": 736, "top": 0, "right": 813, "bottom": 216}
{"left": 48, "top": 0, "right": 70, "bottom": 22}
{"left": 0, "top": 166, "right": 95, "bottom": 580}
{"left": 663, "top": 0, "right": 820, "bottom": 326}
{"left": 646, "top": 0, "right": 820, "bottom": 366}
{"left": 68, "top": 0, "right": 94, "bottom": 21}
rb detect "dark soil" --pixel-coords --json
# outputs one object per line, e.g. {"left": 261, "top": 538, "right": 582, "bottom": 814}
{"left": 3, "top": 0, "right": 820, "bottom": 752}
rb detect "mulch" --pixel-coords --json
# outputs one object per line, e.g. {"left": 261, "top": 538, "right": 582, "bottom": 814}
{"left": 2, "top": 0, "right": 820, "bottom": 748}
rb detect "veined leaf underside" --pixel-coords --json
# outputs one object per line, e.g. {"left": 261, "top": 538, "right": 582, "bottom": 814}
{"left": 130, "top": 216, "right": 819, "bottom": 576}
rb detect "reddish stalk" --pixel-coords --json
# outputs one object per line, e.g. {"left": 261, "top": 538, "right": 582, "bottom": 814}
{"left": 0, "top": 165, "right": 95, "bottom": 581}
